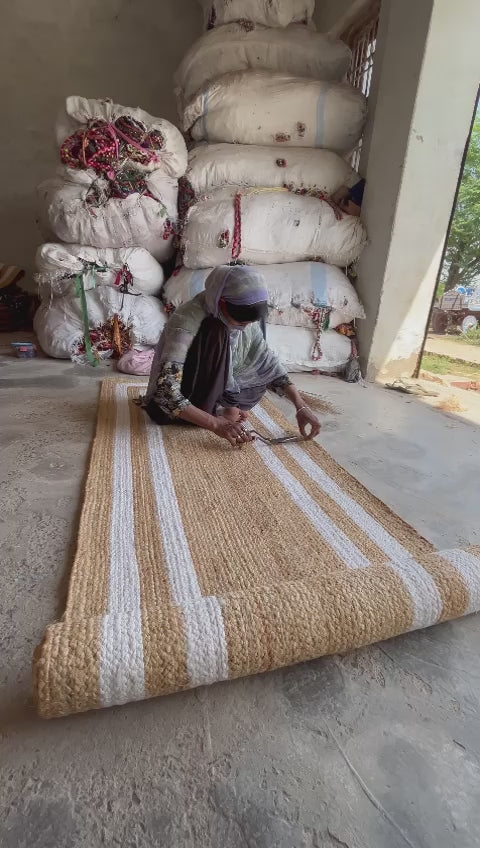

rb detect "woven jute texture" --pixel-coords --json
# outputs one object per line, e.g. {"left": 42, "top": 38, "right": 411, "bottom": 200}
{"left": 33, "top": 378, "right": 480, "bottom": 717}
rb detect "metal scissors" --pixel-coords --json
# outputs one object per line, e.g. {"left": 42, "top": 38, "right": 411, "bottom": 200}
{"left": 247, "top": 428, "right": 304, "bottom": 446}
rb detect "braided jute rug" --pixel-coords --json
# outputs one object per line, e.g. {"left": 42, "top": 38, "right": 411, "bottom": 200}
{"left": 33, "top": 378, "right": 480, "bottom": 718}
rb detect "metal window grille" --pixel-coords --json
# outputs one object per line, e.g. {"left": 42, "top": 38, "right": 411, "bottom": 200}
{"left": 346, "top": 12, "right": 379, "bottom": 171}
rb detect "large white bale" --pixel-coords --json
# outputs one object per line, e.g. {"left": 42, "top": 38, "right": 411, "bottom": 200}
{"left": 35, "top": 244, "right": 164, "bottom": 299}
{"left": 56, "top": 96, "right": 187, "bottom": 178}
{"left": 265, "top": 324, "right": 352, "bottom": 373}
{"left": 163, "top": 263, "right": 365, "bottom": 329}
{"left": 34, "top": 288, "right": 166, "bottom": 359}
{"left": 184, "top": 143, "right": 359, "bottom": 197}
{"left": 37, "top": 167, "right": 178, "bottom": 263}
{"left": 175, "top": 24, "right": 351, "bottom": 106}
{"left": 181, "top": 188, "right": 367, "bottom": 268}
{"left": 198, "top": 0, "right": 315, "bottom": 28}
{"left": 184, "top": 71, "right": 367, "bottom": 153}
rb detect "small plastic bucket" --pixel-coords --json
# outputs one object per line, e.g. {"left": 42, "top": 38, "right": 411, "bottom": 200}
{"left": 10, "top": 341, "right": 37, "bottom": 358}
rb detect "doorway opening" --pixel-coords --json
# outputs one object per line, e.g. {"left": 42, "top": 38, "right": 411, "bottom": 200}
{"left": 417, "top": 87, "right": 480, "bottom": 401}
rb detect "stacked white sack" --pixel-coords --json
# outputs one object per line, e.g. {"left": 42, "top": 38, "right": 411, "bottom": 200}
{"left": 35, "top": 244, "right": 164, "bottom": 298}
{"left": 180, "top": 187, "right": 367, "bottom": 268}
{"left": 37, "top": 167, "right": 178, "bottom": 262}
{"left": 164, "top": 263, "right": 364, "bottom": 372}
{"left": 265, "top": 324, "right": 352, "bottom": 373}
{"left": 37, "top": 97, "right": 187, "bottom": 260}
{"left": 169, "top": 6, "right": 367, "bottom": 374}
{"left": 56, "top": 96, "right": 187, "bottom": 178}
{"left": 183, "top": 71, "right": 366, "bottom": 153}
{"left": 34, "top": 244, "right": 167, "bottom": 361}
{"left": 175, "top": 24, "right": 351, "bottom": 107}
{"left": 183, "top": 143, "right": 360, "bottom": 197}
{"left": 197, "top": 0, "right": 315, "bottom": 29}
{"left": 164, "top": 263, "right": 364, "bottom": 327}
{"left": 34, "top": 96, "right": 187, "bottom": 363}
{"left": 34, "top": 286, "right": 167, "bottom": 361}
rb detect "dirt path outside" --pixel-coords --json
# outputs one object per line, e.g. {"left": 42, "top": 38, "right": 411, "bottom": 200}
{"left": 425, "top": 334, "right": 480, "bottom": 364}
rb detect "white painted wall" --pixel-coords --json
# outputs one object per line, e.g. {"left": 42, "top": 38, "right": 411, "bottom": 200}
{"left": 357, "top": 0, "right": 480, "bottom": 378}
{"left": 0, "top": 0, "right": 202, "bottom": 282}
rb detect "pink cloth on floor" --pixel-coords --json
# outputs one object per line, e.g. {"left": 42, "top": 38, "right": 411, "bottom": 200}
{"left": 117, "top": 348, "right": 155, "bottom": 376}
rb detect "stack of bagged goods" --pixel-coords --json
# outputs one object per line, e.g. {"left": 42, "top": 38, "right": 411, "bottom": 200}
{"left": 38, "top": 96, "right": 187, "bottom": 260}
{"left": 168, "top": 2, "right": 368, "bottom": 377}
{"left": 34, "top": 243, "right": 167, "bottom": 367}
{"left": 35, "top": 97, "right": 188, "bottom": 367}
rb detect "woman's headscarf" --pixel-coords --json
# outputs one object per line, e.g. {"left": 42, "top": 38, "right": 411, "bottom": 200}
{"left": 204, "top": 265, "right": 268, "bottom": 318}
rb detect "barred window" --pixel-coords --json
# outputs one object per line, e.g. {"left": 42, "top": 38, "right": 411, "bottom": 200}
{"left": 343, "top": 0, "right": 381, "bottom": 171}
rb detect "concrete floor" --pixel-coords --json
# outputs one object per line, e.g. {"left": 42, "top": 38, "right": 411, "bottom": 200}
{"left": 1, "top": 341, "right": 480, "bottom": 848}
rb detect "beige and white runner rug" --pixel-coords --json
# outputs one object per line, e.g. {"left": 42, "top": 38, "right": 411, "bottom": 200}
{"left": 33, "top": 378, "right": 480, "bottom": 717}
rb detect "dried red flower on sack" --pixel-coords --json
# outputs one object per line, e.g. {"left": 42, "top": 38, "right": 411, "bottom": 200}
{"left": 217, "top": 229, "right": 231, "bottom": 248}
{"left": 76, "top": 315, "right": 132, "bottom": 360}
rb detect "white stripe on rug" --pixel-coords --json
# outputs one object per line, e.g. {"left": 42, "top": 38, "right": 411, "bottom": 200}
{"left": 253, "top": 440, "right": 371, "bottom": 570}
{"left": 439, "top": 549, "right": 480, "bottom": 615}
{"left": 145, "top": 417, "right": 229, "bottom": 687}
{"left": 100, "top": 384, "right": 145, "bottom": 707}
{"left": 253, "top": 405, "right": 443, "bottom": 629}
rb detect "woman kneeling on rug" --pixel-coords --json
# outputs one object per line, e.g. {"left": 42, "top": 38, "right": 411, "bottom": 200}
{"left": 142, "top": 265, "right": 321, "bottom": 447}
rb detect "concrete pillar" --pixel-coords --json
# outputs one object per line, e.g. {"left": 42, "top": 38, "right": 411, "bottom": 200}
{"left": 356, "top": 0, "right": 480, "bottom": 380}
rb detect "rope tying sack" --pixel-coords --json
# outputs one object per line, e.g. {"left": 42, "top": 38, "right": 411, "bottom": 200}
{"left": 306, "top": 306, "right": 331, "bottom": 361}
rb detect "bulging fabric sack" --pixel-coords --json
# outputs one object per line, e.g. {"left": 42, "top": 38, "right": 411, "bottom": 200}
{"left": 181, "top": 188, "right": 368, "bottom": 268}
{"left": 175, "top": 24, "right": 351, "bottom": 106}
{"left": 37, "top": 167, "right": 178, "bottom": 262}
{"left": 35, "top": 244, "right": 164, "bottom": 299}
{"left": 34, "top": 287, "right": 166, "bottom": 359}
{"left": 163, "top": 263, "right": 365, "bottom": 329}
{"left": 56, "top": 96, "right": 187, "bottom": 179}
{"left": 198, "top": 0, "right": 315, "bottom": 28}
{"left": 184, "top": 143, "right": 359, "bottom": 197}
{"left": 265, "top": 324, "right": 352, "bottom": 373}
{"left": 183, "top": 71, "right": 367, "bottom": 153}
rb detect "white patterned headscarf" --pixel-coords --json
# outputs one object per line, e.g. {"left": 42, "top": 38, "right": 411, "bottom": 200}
{"left": 203, "top": 265, "right": 268, "bottom": 318}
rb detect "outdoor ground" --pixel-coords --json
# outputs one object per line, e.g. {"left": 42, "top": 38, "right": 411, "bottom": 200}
{"left": 1, "top": 335, "right": 480, "bottom": 848}
{"left": 425, "top": 333, "right": 480, "bottom": 366}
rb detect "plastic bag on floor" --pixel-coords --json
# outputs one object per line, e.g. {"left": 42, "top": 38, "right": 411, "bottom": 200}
{"left": 56, "top": 96, "right": 187, "bottom": 179}
{"left": 265, "top": 324, "right": 352, "bottom": 373}
{"left": 183, "top": 71, "right": 367, "bottom": 154}
{"left": 175, "top": 24, "right": 351, "bottom": 106}
{"left": 117, "top": 348, "right": 155, "bottom": 375}
{"left": 35, "top": 244, "right": 164, "bottom": 300}
{"left": 163, "top": 263, "right": 365, "bottom": 328}
{"left": 34, "top": 287, "right": 166, "bottom": 360}
{"left": 184, "top": 143, "right": 359, "bottom": 198}
{"left": 181, "top": 188, "right": 367, "bottom": 268}
{"left": 198, "top": 0, "right": 315, "bottom": 28}
{"left": 37, "top": 167, "right": 178, "bottom": 263}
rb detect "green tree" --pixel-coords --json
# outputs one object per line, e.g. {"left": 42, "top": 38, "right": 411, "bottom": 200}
{"left": 442, "top": 111, "right": 480, "bottom": 290}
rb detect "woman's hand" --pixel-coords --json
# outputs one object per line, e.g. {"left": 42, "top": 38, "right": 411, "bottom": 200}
{"left": 211, "top": 416, "right": 254, "bottom": 447}
{"left": 296, "top": 406, "right": 321, "bottom": 440}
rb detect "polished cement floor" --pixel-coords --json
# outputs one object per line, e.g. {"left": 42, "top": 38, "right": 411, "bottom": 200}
{"left": 1, "top": 344, "right": 479, "bottom": 848}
